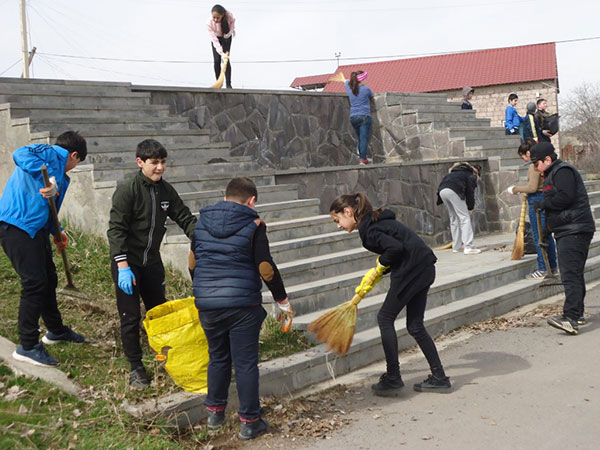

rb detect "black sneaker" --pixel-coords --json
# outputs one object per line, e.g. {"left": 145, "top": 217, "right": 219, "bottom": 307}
{"left": 371, "top": 373, "right": 404, "bottom": 397}
{"left": 129, "top": 367, "right": 150, "bottom": 389}
{"left": 42, "top": 326, "right": 86, "bottom": 344}
{"left": 547, "top": 315, "right": 578, "bottom": 335}
{"left": 238, "top": 418, "right": 269, "bottom": 440}
{"left": 207, "top": 409, "right": 225, "bottom": 429}
{"left": 413, "top": 374, "right": 452, "bottom": 393}
{"left": 12, "top": 343, "right": 58, "bottom": 367}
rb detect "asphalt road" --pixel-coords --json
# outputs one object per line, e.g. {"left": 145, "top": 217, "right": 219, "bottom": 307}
{"left": 247, "top": 283, "right": 600, "bottom": 450}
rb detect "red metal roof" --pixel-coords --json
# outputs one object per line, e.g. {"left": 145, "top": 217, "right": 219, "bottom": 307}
{"left": 291, "top": 43, "right": 557, "bottom": 93}
{"left": 290, "top": 73, "right": 332, "bottom": 89}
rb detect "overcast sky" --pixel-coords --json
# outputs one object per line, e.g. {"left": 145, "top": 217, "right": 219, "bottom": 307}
{"left": 1, "top": 0, "right": 599, "bottom": 105}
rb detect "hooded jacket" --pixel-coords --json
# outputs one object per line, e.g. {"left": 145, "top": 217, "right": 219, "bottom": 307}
{"left": 0, "top": 144, "right": 70, "bottom": 238}
{"left": 193, "top": 201, "right": 263, "bottom": 311}
{"left": 436, "top": 162, "right": 479, "bottom": 210}
{"left": 541, "top": 160, "right": 595, "bottom": 238}
{"left": 358, "top": 209, "right": 437, "bottom": 280}
{"left": 461, "top": 86, "right": 473, "bottom": 110}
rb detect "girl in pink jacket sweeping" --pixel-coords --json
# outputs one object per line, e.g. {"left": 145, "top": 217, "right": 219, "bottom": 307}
{"left": 207, "top": 4, "right": 235, "bottom": 88}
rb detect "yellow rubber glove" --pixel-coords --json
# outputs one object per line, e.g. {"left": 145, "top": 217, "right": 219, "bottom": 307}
{"left": 355, "top": 258, "right": 390, "bottom": 296}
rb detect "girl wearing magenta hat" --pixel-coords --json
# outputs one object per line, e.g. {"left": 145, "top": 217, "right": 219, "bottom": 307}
{"left": 344, "top": 71, "right": 374, "bottom": 165}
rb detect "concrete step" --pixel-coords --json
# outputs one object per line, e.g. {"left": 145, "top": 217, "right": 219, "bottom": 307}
{"left": 0, "top": 77, "right": 135, "bottom": 96}
{"left": 166, "top": 170, "right": 274, "bottom": 194}
{"left": 85, "top": 141, "right": 230, "bottom": 164}
{"left": 593, "top": 205, "right": 600, "bottom": 220}
{"left": 30, "top": 129, "right": 211, "bottom": 150}
{"left": 295, "top": 238, "right": 600, "bottom": 334}
{"left": 584, "top": 179, "right": 600, "bottom": 193}
{"left": 265, "top": 215, "right": 338, "bottom": 242}
{"left": 426, "top": 119, "right": 492, "bottom": 130}
{"left": 464, "top": 136, "right": 521, "bottom": 150}
{"left": 416, "top": 110, "right": 482, "bottom": 123}
{"left": 276, "top": 247, "right": 374, "bottom": 288}
{"left": 449, "top": 127, "right": 510, "bottom": 140}
{"left": 1, "top": 103, "right": 171, "bottom": 120}
{"left": 0, "top": 93, "right": 150, "bottom": 108}
{"left": 178, "top": 184, "right": 300, "bottom": 215}
{"left": 11, "top": 116, "right": 190, "bottom": 133}
{"left": 588, "top": 191, "right": 600, "bottom": 204}
{"left": 289, "top": 252, "right": 600, "bottom": 387}
{"left": 91, "top": 158, "right": 257, "bottom": 183}
{"left": 384, "top": 93, "right": 454, "bottom": 105}
{"left": 269, "top": 230, "right": 361, "bottom": 265}
{"left": 402, "top": 103, "right": 464, "bottom": 113}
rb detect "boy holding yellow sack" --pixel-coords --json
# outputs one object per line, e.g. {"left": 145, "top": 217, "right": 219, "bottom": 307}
{"left": 191, "top": 177, "right": 293, "bottom": 440}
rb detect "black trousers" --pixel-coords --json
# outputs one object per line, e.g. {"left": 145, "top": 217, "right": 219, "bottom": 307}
{"left": 556, "top": 233, "right": 593, "bottom": 320}
{"left": 212, "top": 36, "right": 232, "bottom": 86}
{"left": 199, "top": 306, "right": 266, "bottom": 420}
{"left": 111, "top": 261, "right": 166, "bottom": 368}
{"left": 0, "top": 223, "right": 66, "bottom": 349}
{"left": 377, "top": 263, "right": 445, "bottom": 378}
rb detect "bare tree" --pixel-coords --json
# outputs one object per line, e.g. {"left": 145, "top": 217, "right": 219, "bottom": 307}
{"left": 562, "top": 82, "right": 600, "bottom": 148}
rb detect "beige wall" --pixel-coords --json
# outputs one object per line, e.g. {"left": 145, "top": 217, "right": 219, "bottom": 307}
{"left": 436, "top": 80, "right": 560, "bottom": 148}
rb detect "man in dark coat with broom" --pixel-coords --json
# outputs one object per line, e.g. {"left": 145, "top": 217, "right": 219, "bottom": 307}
{"left": 530, "top": 142, "right": 596, "bottom": 335}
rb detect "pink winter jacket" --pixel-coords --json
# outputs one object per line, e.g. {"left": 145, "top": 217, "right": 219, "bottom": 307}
{"left": 207, "top": 11, "right": 236, "bottom": 56}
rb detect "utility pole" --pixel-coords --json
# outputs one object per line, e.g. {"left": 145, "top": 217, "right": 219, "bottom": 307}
{"left": 20, "top": 0, "right": 30, "bottom": 78}
{"left": 335, "top": 52, "right": 341, "bottom": 68}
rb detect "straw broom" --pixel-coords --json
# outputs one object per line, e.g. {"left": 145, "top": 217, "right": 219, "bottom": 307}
{"left": 434, "top": 242, "right": 453, "bottom": 250}
{"left": 307, "top": 269, "right": 380, "bottom": 356}
{"left": 211, "top": 52, "right": 229, "bottom": 89}
{"left": 511, "top": 194, "right": 527, "bottom": 260}
{"left": 328, "top": 72, "right": 346, "bottom": 83}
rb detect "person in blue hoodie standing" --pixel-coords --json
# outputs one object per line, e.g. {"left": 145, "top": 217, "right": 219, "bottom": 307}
{"left": 0, "top": 131, "right": 88, "bottom": 367}
{"left": 344, "top": 70, "right": 374, "bottom": 165}
{"left": 192, "top": 177, "right": 293, "bottom": 440}
{"left": 505, "top": 93, "right": 524, "bottom": 136}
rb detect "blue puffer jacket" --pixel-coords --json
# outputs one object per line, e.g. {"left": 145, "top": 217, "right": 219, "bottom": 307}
{"left": 193, "top": 201, "right": 263, "bottom": 311}
{"left": 0, "top": 144, "right": 70, "bottom": 238}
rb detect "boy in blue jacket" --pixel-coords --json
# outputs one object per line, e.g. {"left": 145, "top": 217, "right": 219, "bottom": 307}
{"left": 192, "top": 177, "right": 293, "bottom": 440}
{"left": 505, "top": 93, "right": 524, "bottom": 136}
{"left": 0, "top": 131, "right": 88, "bottom": 367}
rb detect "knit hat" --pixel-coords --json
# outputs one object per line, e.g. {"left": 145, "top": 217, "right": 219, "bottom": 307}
{"left": 526, "top": 102, "right": 536, "bottom": 114}
{"left": 530, "top": 142, "right": 556, "bottom": 163}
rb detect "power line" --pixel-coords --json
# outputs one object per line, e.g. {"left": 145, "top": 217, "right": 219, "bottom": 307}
{"left": 0, "top": 59, "right": 21, "bottom": 76}
{"left": 37, "top": 36, "right": 600, "bottom": 66}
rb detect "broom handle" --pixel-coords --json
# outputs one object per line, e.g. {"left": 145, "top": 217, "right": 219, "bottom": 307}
{"left": 535, "top": 209, "right": 552, "bottom": 276}
{"left": 41, "top": 166, "right": 76, "bottom": 289}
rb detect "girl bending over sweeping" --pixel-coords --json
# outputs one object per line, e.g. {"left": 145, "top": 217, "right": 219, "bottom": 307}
{"left": 330, "top": 193, "right": 451, "bottom": 396}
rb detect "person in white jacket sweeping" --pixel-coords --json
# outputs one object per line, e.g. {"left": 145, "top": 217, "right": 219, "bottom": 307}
{"left": 207, "top": 4, "right": 235, "bottom": 88}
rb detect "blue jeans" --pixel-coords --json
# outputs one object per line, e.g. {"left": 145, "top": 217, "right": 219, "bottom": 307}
{"left": 350, "top": 115, "right": 372, "bottom": 160}
{"left": 199, "top": 306, "right": 267, "bottom": 420}
{"left": 527, "top": 191, "right": 557, "bottom": 271}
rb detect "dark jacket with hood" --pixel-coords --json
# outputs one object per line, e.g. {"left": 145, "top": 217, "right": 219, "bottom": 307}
{"left": 107, "top": 170, "right": 196, "bottom": 267}
{"left": 461, "top": 86, "right": 473, "bottom": 110}
{"left": 541, "top": 159, "right": 595, "bottom": 239}
{"left": 436, "top": 162, "right": 479, "bottom": 210}
{"left": 358, "top": 210, "right": 437, "bottom": 283}
{"left": 193, "top": 201, "right": 264, "bottom": 311}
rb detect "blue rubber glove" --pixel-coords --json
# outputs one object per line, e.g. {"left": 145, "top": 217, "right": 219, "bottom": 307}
{"left": 118, "top": 267, "right": 136, "bottom": 295}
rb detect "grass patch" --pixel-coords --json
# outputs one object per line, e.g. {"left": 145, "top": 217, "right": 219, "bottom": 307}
{"left": 0, "top": 223, "right": 312, "bottom": 447}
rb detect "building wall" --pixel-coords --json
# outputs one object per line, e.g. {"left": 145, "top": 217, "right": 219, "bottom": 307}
{"left": 436, "top": 79, "right": 560, "bottom": 148}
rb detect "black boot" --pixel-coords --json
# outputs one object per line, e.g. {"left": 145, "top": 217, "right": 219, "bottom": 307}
{"left": 207, "top": 409, "right": 225, "bottom": 429}
{"left": 413, "top": 374, "right": 452, "bottom": 393}
{"left": 371, "top": 373, "right": 404, "bottom": 397}
{"left": 238, "top": 418, "right": 269, "bottom": 440}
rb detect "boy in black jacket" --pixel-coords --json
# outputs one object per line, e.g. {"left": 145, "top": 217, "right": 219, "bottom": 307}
{"left": 531, "top": 142, "right": 595, "bottom": 335}
{"left": 107, "top": 139, "right": 197, "bottom": 388}
{"left": 436, "top": 162, "right": 481, "bottom": 254}
{"left": 192, "top": 177, "right": 293, "bottom": 440}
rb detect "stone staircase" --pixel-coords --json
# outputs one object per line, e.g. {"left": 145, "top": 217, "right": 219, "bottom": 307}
{"left": 2, "top": 77, "right": 599, "bottom": 404}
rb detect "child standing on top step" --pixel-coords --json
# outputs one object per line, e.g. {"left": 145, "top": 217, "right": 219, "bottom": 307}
{"left": 330, "top": 193, "right": 451, "bottom": 397}
{"left": 0, "top": 131, "right": 88, "bottom": 367}
{"left": 191, "top": 177, "right": 293, "bottom": 440}
{"left": 107, "top": 139, "right": 197, "bottom": 389}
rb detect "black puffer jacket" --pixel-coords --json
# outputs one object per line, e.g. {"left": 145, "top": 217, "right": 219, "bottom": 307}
{"left": 436, "top": 163, "right": 479, "bottom": 210}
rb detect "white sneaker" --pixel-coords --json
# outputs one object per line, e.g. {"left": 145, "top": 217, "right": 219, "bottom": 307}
{"left": 464, "top": 248, "right": 481, "bottom": 255}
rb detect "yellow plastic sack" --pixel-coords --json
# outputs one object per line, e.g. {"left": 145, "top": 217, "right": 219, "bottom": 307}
{"left": 143, "top": 297, "right": 208, "bottom": 393}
